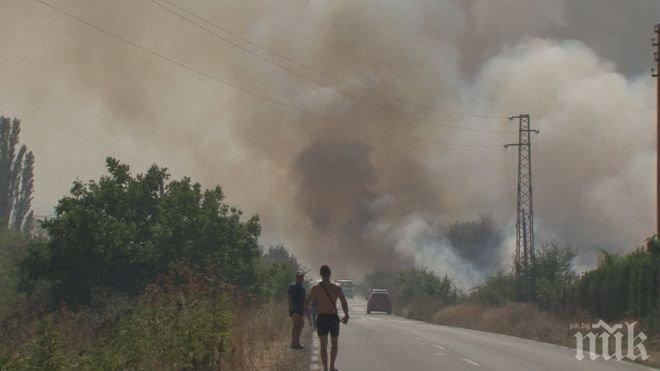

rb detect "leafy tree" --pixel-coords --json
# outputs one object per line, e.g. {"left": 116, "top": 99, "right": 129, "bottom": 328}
{"left": 262, "top": 245, "right": 298, "bottom": 267}
{"left": 534, "top": 244, "right": 577, "bottom": 310}
{"left": 0, "top": 116, "right": 35, "bottom": 233}
{"left": 577, "top": 237, "right": 660, "bottom": 320}
{"left": 391, "top": 267, "right": 459, "bottom": 320}
{"left": 261, "top": 245, "right": 301, "bottom": 299}
{"left": 20, "top": 157, "right": 262, "bottom": 307}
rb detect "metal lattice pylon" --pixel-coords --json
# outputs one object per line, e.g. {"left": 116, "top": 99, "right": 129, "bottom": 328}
{"left": 505, "top": 114, "right": 539, "bottom": 281}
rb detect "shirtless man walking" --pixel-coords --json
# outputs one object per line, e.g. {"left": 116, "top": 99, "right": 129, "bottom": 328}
{"left": 304, "top": 265, "right": 350, "bottom": 371}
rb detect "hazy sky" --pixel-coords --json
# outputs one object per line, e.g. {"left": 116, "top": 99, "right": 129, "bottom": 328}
{"left": 1, "top": 0, "right": 658, "bottom": 283}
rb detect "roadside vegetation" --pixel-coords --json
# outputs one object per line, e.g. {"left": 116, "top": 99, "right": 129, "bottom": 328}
{"left": 360, "top": 232, "right": 660, "bottom": 366}
{"left": 359, "top": 267, "right": 460, "bottom": 320}
{"left": 0, "top": 156, "right": 306, "bottom": 370}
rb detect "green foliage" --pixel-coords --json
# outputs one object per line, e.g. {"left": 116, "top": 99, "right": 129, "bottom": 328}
{"left": 391, "top": 267, "right": 459, "bottom": 320}
{"left": 577, "top": 236, "right": 660, "bottom": 320}
{"left": 262, "top": 244, "right": 298, "bottom": 266}
{"left": 535, "top": 244, "right": 577, "bottom": 309}
{"left": 262, "top": 245, "right": 300, "bottom": 300}
{"left": 12, "top": 151, "right": 34, "bottom": 232}
{"left": 86, "top": 267, "right": 232, "bottom": 370}
{"left": 10, "top": 314, "right": 72, "bottom": 370}
{"left": 471, "top": 271, "right": 516, "bottom": 306}
{"left": 393, "top": 267, "right": 458, "bottom": 304}
{"left": 1, "top": 157, "right": 298, "bottom": 369}
{"left": 0, "top": 230, "right": 29, "bottom": 318}
{"left": 19, "top": 157, "right": 262, "bottom": 307}
{"left": 0, "top": 116, "right": 35, "bottom": 233}
{"left": 3, "top": 267, "right": 233, "bottom": 370}
{"left": 470, "top": 244, "right": 577, "bottom": 309}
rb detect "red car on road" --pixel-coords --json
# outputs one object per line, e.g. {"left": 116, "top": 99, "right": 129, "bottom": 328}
{"left": 367, "top": 289, "right": 392, "bottom": 314}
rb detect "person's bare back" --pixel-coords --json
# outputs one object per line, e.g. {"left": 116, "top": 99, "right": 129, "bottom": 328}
{"left": 309, "top": 282, "right": 343, "bottom": 315}
{"left": 304, "top": 265, "right": 349, "bottom": 371}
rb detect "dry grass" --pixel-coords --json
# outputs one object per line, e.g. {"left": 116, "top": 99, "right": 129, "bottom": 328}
{"left": 222, "top": 300, "right": 310, "bottom": 371}
{"left": 431, "top": 302, "right": 660, "bottom": 368}
{"left": 432, "top": 302, "right": 582, "bottom": 344}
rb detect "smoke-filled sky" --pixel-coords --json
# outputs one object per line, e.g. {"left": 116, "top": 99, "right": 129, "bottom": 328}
{"left": 1, "top": 0, "right": 658, "bottom": 287}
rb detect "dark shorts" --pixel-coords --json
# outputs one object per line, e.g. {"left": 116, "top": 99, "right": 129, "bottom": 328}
{"left": 316, "top": 314, "right": 340, "bottom": 337}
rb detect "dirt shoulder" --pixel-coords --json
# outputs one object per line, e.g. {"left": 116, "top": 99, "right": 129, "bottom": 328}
{"left": 222, "top": 301, "right": 311, "bottom": 370}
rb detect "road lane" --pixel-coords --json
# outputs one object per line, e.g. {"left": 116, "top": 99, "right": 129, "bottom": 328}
{"left": 307, "top": 299, "right": 655, "bottom": 371}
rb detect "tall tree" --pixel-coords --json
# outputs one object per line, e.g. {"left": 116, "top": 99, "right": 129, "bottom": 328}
{"left": 0, "top": 116, "right": 35, "bottom": 233}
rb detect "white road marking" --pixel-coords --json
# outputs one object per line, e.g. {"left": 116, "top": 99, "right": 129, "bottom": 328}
{"left": 311, "top": 334, "right": 320, "bottom": 370}
{"left": 463, "top": 358, "right": 480, "bottom": 367}
{"left": 435, "top": 352, "right": 446, "bottom": 356}
{"left": 434, "top": 344, "right": 445, "bottom": 350}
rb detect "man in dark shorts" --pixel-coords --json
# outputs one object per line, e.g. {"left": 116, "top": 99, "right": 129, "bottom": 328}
{"left": 288, "top": 271, "right": 306, "bottom": 349}
{"left": 304, "top": 265, "right": 349, "bottom": 371}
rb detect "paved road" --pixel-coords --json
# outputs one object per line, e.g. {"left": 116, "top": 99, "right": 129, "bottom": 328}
{"left": 307, "top": 299, "right": 655, "bottom": 371}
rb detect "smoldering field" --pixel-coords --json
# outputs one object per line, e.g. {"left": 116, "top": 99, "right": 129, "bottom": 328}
{"left": 0, "top": 0, "right": 657, "bottom": 288}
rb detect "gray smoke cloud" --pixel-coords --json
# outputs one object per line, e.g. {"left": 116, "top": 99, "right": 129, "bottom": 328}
{"left": 0, "top": 0, "right": 657, "bottom": 286}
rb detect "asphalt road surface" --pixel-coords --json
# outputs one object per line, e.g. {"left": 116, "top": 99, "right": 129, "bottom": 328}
{"left": 307, "top": 299, "right": 655, "bottom": 371}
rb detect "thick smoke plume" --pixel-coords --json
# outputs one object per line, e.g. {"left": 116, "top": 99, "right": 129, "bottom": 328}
{"left": 1, "top": 0, "right": 657, "bottom": 286}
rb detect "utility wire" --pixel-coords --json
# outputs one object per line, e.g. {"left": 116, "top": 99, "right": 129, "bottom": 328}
{"left": 147, "top": 0, "right": 512, "bottom": 134}
{"left": 35, "top": 0, "right": 506, "bottom": 148}
{"left": 155, "top": 0, "right": 505, "bottom": 121}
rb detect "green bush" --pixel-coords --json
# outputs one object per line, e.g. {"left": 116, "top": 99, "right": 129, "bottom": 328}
{"left": 471, "top": 271, "right": 516, "bottom": 306}
{"left": 19, "top": 158, "right": 262, "bottom": 307}
{"left": 262, "top": 245, "right": 300, "bottom": 299}
{"left": 577, "top": 236, "right": 660, "bottom": 320}
{"left": 391, "top": 268, "right": 459, "bottom": 320}
{"left": 534, "top": 244, "right": 577, "bottom": 309}
{"left": 3, "top": 267, "right": 233, "bottom": 370}
{"left": 11, "top": 314, "right": 72, "bottom": 370}
{"left": 0, "top": 230, "right": 29, "bottom": 318}
{"left": 470, "top": 244, "right": 577, "bottom": 308}
{"left": 1, "top": 157, "right": 297, "bottom": 370}
{"left": 86, "top": 267, "right": 232, "bottom": 370}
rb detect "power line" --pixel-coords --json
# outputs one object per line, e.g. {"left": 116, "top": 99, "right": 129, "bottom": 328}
{"left": 34, "top": 0, "right": 506, "bottom": 148}
{"left": 147, "top": 0, "right": 512, "bottom": 134}
{"left": 155, "top": 0, "right": 506, "bottom": 121}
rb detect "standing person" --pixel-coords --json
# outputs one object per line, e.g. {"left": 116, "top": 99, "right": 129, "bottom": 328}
{"left": 304, "top": 265, "right": 350, "bottom": 371}
{"left": 288, "top": 271, "right": 306, "bottom": 349}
